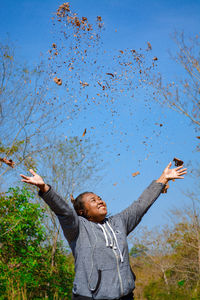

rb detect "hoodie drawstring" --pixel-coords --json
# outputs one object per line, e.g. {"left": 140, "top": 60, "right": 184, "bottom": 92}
{"left": 107, "top": 222, "right": 124, "bottom": 263}
{"left": 98, "top": 223, "right": 109, "bottom": 247}
{"left": 98, "top": 221, "right": 124, "bottom": 263}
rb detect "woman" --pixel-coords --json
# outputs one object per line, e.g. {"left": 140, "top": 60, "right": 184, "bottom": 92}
{"left": 20, "top": 162, "right": 187, "bottom": 300}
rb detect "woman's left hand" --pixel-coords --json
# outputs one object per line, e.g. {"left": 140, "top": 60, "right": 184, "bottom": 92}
{"left": 157, "top": 162, "right": 187, "bottom": 185}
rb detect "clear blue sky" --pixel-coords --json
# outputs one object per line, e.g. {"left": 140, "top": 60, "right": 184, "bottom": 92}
{"left": 1, "top": 0, "right": 200, "bottom": 229}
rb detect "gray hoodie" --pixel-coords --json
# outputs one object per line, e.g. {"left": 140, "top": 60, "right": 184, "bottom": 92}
{"left": 39, "top": 180, "right": 165, "bottom": 299}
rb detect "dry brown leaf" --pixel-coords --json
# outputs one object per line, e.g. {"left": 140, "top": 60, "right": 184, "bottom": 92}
{"left": 0, "top": 157, "right": 15, "bottom": 168}
{"left": 53, "top": 77, "right": 62, "bottom": 85}
{"left": 162, "top": 182, "right": 169, "bottom": 193}
{"left": 106, "top": 73, "right": 114, "bottom": 77}
{"left": 57, "top": 2, "right": 70, "bottom": 18}
{"left": 147, "top": 42, "right": 152, "bottom": 50}
{"left": 132, "top": 171, "right": 140, "bottom": 177}
{"left": 82, "top": 128, "right": 87, "bottom": 137}
{"left": 80, "top": 81, "right": 89, "bottom": 87}
{"left": 152, "top": 57, "right": 158, "bottom": 61}
{"left": 173, "top": 157, "right": 184, "bottom": 167}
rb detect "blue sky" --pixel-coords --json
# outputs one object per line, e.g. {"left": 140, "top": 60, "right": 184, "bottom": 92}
{"left": 1, "top": 0, "right": 200, "bottom": 229}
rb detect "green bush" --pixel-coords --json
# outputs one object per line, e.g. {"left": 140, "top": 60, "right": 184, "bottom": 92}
{"left": 0, "top": 187, "right": 74, "bottom": 299}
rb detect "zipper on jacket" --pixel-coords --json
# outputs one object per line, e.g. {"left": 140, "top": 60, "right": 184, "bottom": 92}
{"left": 112, "top": 248, "right": 124, "bottom": 297}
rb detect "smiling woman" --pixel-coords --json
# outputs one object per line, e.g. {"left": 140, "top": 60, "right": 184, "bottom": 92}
{"left": 72, "top": 192, "right": 108, "bottom": 222}
{"left": 20, "top": 162, "right": 187, "bottom": 300}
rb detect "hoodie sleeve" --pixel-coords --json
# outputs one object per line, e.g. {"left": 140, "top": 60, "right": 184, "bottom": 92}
{"left": 39, "top": 186, "right": 79, "bottom": 243}
{"left": 117, "top": 180, "right": 165, "bottom": 235}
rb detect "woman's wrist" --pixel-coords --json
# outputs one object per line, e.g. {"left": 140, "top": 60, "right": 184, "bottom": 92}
{"left": 38, "top": 183, "right": 49, "bottom": 193}
{"left": 156, "top": 173, "right": 169, "bottom": 185}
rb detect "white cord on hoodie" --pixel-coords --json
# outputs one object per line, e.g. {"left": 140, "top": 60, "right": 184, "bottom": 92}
{"left": 98, "top": 221, "right": 124, "bottom": 263}
{"left": 98, "top": 223, "right": 109, "bottom": 247}
{"left": 103, "top": 223, "right": 114, "bottom": 248}
{"left": 107, "top": 221, "right": 124, "bottom": 263}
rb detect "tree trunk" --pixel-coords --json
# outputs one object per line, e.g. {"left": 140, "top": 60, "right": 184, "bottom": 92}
{"left": 51, "top": 225, "right": 60, "bottom": 270}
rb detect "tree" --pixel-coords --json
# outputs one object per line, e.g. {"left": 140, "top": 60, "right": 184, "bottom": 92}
{"left": 0, "top": 186, "right": 74, "bottom": 299}
{"left": 0, "top": 42, "right": 60, "bottom": 186}
{"left": 151, "top": 32, "right": 200, "bottom": 133}
{"left": 129, "top": 226, "right": 175, "bottom": 298}
{"left": 130, "top": 200, "right": 200, "bottom": 300}
{"left": 166, "top": 204, "right": 200, "bottom": 298}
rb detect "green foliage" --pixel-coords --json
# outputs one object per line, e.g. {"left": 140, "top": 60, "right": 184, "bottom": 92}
{"left": 129, "top": 243, "right": 148, "bottom": 258}
{"left": 0, "top": 140, "right": 25, "bottom": 155}
{"left": 0, "top": 187, "right": 74, "bottom": 299}
{"left": 132, "top": 205, "right": 200, "bottom": 300}
{"left": 143, "top": 279, "right": 191, "bottom": 300}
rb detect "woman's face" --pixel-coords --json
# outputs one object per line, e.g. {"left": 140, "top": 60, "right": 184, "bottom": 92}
{"left": 81, "top": 193, "right": 107, "bottom": 223}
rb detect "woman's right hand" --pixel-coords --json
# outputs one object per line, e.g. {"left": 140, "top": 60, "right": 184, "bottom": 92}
{"left": 20, "top": 169, "right": 49, "bottom": 193}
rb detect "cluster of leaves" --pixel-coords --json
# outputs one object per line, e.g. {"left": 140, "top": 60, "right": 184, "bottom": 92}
{"left": 0, "top": 187, "right": 74, "bottom": 299}
{"left": 46, "top": 1, "right": 162, "bottom": 162}
{"left": 129, "top": 204, "right": 200, "bottom": 299}
{"left": 49, "top": 4, "right": 157, "bottom": 114}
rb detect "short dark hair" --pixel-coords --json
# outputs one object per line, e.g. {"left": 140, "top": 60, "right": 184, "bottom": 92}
{"left": 71, "top": 192, "right": 94, "bottom": 217}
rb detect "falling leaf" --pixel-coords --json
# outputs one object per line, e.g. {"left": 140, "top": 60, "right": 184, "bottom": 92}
{"left": 152, "top": 57, "right": 158, "bottom": 61}
{"left": 57, "top": 3, "right": 70, "bottom": 18}
{"left": 147, "top": 42, "right": 152, "bottom": 50}
{"left": 52, "top": 43, "right": 57, "bottom": 48}
{"left": 119, "top": 50, "right": 124, "bottom": 54}
{"left": 82, "top": 128, "right": 87, "bottom": 137}
{"left": 106, "top": 73, "right": 114, "bottom": 77}
{"left": 173, "top": 157, "right": 184, "bottom": 167}
{"left": 113, "top": 183, "right": 118, "bottom": 186}
{"left": 197, "top": 136, "right": 200, "bottom": 139}
{"left": 97, "top": 16, "right": 102, "bottom": 22}
{"left": 53, "top": 77, "right": 62, "bottom": 85}
{"left": 80, "top": 81, "right": 89, "bottom": 87}
{"left": 162, "top": 182, "right": 169, "bottom": 193}
{"left": 132, "top": 171, "right": 140, "bottom": 177}
{"left": 0, "top": 157, "right": 15, "bottom": 168}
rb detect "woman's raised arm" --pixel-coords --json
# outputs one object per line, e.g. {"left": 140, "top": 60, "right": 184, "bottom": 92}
{"left": 20, "top": 169, "right": 79, "bottom": 243}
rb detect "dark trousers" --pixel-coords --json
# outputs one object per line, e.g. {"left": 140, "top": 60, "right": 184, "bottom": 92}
{"left": 72, "top": 292, "right": 134, "bottom": 300}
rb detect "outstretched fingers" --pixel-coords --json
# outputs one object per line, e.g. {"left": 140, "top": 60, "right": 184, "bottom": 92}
{"left": 29, "top": 169, "right": 37, "bottom": 176}
{"left": 176, "top": 167, "right": 187, "bottom": 174}
{"left": 20, "top": 174, "right": 30, "bottom": 180}
{"left": 168, "top": 161, "right": 172, "bottom": 167}
{"left": 20, "top": 174, "right": 31, "bottom": 183}
{"left": 175, "top": 169, "right": 187, "bottom": 179}
{"left": 175, "top": 165, "right": 186, "bottom": 171}
{"left": 166, "top": 162, "right": 172, "bottom": 169}
{"left": 21, "top": 179, "right": 30, "bottom": 183}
